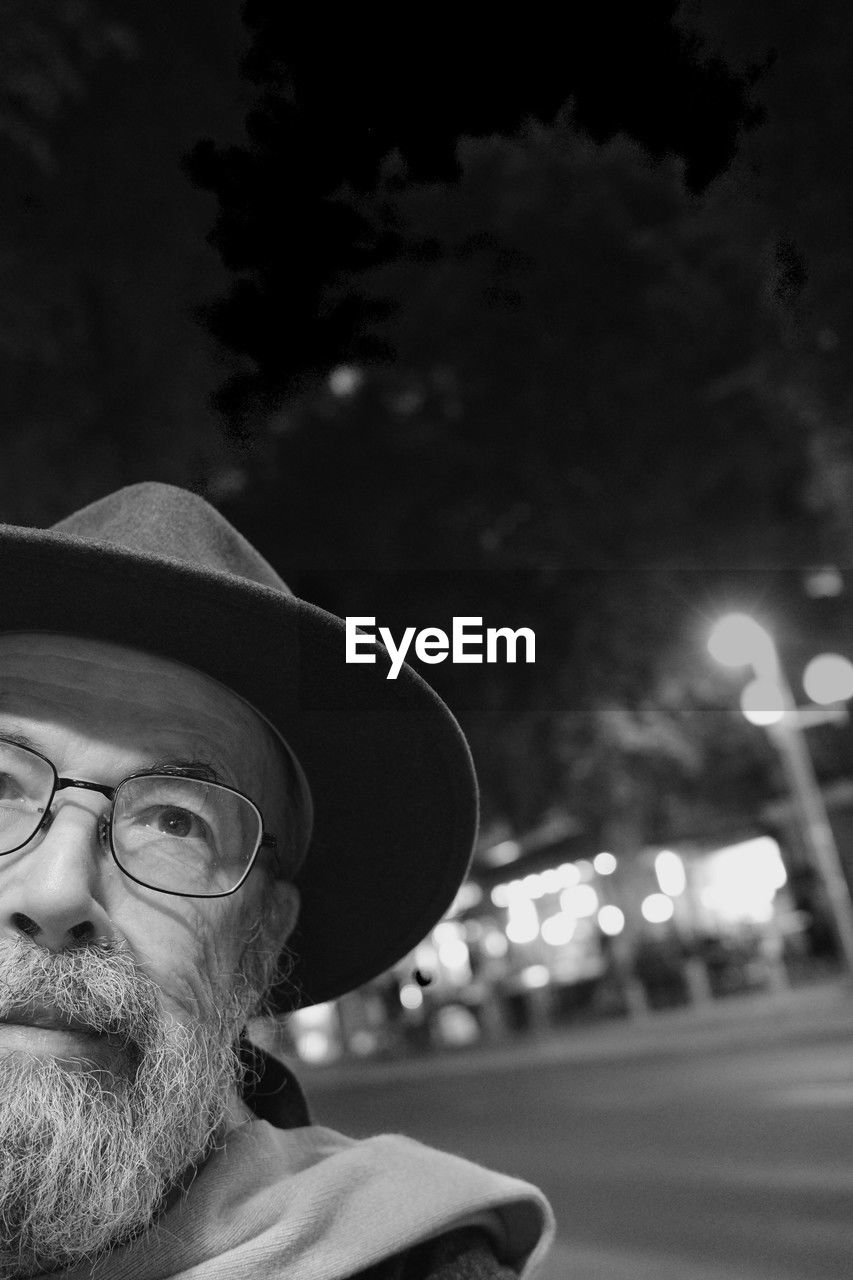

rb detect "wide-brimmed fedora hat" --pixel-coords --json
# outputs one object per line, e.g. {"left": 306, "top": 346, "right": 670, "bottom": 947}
{"left": 0, "top": 482, "right": 478, "bottom": 1009}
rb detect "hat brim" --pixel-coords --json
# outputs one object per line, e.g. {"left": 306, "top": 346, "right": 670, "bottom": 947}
{"left": 0, "top": 527, "right": 477, "bottom": 1008}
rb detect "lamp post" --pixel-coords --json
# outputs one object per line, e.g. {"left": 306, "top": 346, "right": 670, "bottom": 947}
{"left": 708, "top": 613, "right": 853, "bottom": 974}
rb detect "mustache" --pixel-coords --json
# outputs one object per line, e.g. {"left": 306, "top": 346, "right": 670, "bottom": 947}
{"left": 0, "top": 936, "right": 162, "bottom": 1054}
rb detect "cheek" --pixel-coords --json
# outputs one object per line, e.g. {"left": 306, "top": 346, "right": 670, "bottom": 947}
{"left": 114, "top": 898, "right": 242, "bottom": 1024}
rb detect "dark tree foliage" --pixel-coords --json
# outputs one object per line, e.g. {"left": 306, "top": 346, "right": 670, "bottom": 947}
{"left": 0, "top": 1, "right": 247, "bottom": 525}
{"left": 185, "top": 3, "right": 764, "bottom": 438}
{"left": 685, "top": 0, "right": 853, "bottom": 581}
{"left": 217, "top": 124, "right": 829, "bottom": 841}
{"left": 0, "top": 0, "right": 131, "bottom": 171}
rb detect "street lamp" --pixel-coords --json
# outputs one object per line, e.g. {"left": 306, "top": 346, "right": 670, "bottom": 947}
{"left": 708, "top": 613, "right": 778, "bottom": 672}
{"left": 708, "top": 613, "right": 853, "bottom": 973}
{"left": 803, "top": 653, "right": 853, "bottom": 706}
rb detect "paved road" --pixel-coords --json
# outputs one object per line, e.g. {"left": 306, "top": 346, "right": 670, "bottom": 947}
{"left": 298, "top": 982, "right": 853, "bottom": 1279}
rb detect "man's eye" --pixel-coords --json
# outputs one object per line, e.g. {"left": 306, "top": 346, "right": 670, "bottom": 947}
{"left": 0, "top": 773, "right": 25, "bottom": 802}
{"left": 147, "top": 806, "right": 208, "bottom": 841}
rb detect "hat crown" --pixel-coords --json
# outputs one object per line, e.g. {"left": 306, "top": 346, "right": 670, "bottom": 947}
{"left": 52, "top": 481, "right": 291, "bottom": 595}
{"left": 0, "top": 480, "right": 477, "bottom": 1007}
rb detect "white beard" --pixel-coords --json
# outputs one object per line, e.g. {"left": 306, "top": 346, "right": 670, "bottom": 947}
{"left": 0, "top": 937, "right": 254, "bottom": 1278}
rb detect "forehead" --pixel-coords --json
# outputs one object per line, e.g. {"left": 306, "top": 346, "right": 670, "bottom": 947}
{"left": 0, "top": 633, "right": 276, "bottom": 793}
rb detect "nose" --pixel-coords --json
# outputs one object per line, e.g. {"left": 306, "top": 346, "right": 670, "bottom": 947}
{"left": 0, "top": 798, "right": 116, "bottom": 951}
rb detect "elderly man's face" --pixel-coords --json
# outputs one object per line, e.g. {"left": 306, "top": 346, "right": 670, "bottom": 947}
{"left": 0, "top": 633, "right": 299, "bottom": 1276}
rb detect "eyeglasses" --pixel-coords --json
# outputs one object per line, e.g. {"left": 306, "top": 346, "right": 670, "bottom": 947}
{"left": 0, "top": 739, "right": 279, "bottom": 898}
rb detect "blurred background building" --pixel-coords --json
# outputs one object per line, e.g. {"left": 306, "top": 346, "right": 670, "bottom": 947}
{"left": 268, "top": 808, "right": 851, "bottom": 1066}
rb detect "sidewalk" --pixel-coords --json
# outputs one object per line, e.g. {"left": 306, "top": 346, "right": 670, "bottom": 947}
{"left": 295, "top": 975, "right": 853, "bottom": 1089}
{"left": 284, "top": 980, "right": 853, "bottom": 1280}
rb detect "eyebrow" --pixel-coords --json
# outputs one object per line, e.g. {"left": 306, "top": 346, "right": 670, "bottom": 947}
{"left": 0, "top": 730, "right": 226, "bottom": 786}
{"left": 141, "top": 761, "right": 224, "bottom": 785}
{"left": 0, "top": 729, "right": 37, "bottom": 752}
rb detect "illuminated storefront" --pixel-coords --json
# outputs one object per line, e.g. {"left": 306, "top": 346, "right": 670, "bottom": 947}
{"left": 278, "top": 831, "right": 798, "bottom": 1062}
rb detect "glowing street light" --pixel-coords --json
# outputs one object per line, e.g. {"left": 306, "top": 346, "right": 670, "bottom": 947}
{"left": 739, "top": 676, "right": 785, "bottom": 727}
{"left": 597, "top": 905, "right": 625, "bottom": 936}
{"left": 655, "top": 850, "right": 686, "bottom": 897}
{"left": 641, "top": 893, "right": 675, "bottom": 924}
{"left": 803, "top": 653, "right": 853, "bottom": 706}
{"left": 708, "top": 614, "right": 853, "bottom": 972}
{"left": 708, "top": 614, "right": 778, "bottom": 673}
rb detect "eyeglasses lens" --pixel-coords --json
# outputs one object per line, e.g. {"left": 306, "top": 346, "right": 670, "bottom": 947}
{"left": 112, "top": 775, "right": 262, "bottom": 895}
{"left": 0, "top": 741, "right": 53, "bottom": 852}
{"left": 0, "top": 739, "right": 263, "bottom": 897}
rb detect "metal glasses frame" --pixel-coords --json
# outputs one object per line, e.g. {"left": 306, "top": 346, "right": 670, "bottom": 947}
{"left": 0, "top": 740, "right": 279, "bottom": 898}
